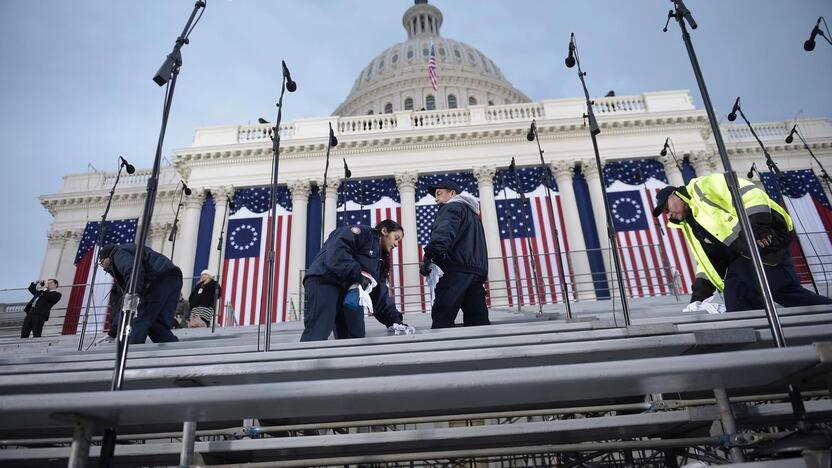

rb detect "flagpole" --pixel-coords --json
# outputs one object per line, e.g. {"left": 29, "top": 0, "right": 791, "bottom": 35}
{"left": 498, "top": 170, "right": 524, "bottom": 312}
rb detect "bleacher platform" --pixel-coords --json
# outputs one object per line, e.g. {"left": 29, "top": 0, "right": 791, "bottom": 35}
{"left": 0, "top": 296, "right": 830, "bottom": 467}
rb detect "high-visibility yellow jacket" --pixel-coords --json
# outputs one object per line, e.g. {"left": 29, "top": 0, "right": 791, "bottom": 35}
{"left": 667, "top": 173, "right": 794, "bottom": 292}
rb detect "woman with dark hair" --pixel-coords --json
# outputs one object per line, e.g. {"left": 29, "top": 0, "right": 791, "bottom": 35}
{"left": 301, "top": 219, "right": 405, "bottom": 341}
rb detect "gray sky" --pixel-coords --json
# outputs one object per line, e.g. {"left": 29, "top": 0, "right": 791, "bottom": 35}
{"left": 1, "top": 0, "right": 830, "bottom": 293}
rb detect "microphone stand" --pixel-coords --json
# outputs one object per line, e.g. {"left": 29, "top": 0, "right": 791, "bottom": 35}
{"left": 508, "top": 164, "right": 543, "bottom": 315}
{"left": 498, "top": 170, "right": 523, "bottom": 312}
{"left": 100, "top": 1, "right": 205, "bottom": 464}
{"left": 77, "top": 160, "right": 127, "bottom": 351}
{"left": 168, "top": 183, "right": 188, "bottom": 261}
{"left": 341, "top": 160, "right": 351, "bottom": 227}
{"left": 529, "top": 122, "right": 572, "bottom": 318}
{"left": 212, "top": 196, "right": 230, "bottom": 333}
{"left": 665, "top": 0, "right": 785, "bottom": 345}
{"left": 665, "top": 0, "right": 816, "bottom": 441}
{"left": 320, "top": 123, "right": 336, "bottom": 244}
{"left": 637, "top": 168, "right": 679, "bottom": 299}
{"left": 262, "top": 65, "right": 293, "bottom": 353}
{"left": 791, "top": 125, "right": 832, "bottom": 196}
{"left": 736, "top": 104, "right": 820, "bottom": 294}
{"left": 567, "top": 33, "right": 632, "bottom": 325}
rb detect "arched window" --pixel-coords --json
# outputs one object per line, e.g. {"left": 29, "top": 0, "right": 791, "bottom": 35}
{"left": 426, "top": 95, "right": 436, "bottom": 110}
{"left": 487, "top": 100, "right": 494, "bottom": 106}
{"left": 384, "top": 102, "right": 393, "bottom": 114}
{"left": 367, "top": 109, "right": 374, "bottom": 115}
{"left": 448, "top": 94, "right": 457, "bottom": 109}
{"left": 468, "top": 96, "right": 478, "bottom": 106}
{"left": 404, "top": 97, "right": 414, "bottom": 110}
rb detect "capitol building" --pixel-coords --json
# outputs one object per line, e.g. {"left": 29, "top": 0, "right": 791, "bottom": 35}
{"left": 36, "top": 0, "right": 832, "bottom": 336}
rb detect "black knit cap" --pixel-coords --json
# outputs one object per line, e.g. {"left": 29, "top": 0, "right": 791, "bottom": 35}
{"left": 97, "top": 244, "right": 116, "bottom": 260}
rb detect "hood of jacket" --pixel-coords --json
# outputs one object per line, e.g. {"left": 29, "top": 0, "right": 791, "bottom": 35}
{"left": 446, "top": 193, "right": 480, "bottom": 215}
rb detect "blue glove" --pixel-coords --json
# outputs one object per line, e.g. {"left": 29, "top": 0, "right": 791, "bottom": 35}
{"left": 343, "top": 287, "right": 361, "bottom": 313}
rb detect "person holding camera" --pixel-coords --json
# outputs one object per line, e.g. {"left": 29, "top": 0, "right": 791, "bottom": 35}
{"left": 21, "top": 279, "right": 61, "bottom": 338}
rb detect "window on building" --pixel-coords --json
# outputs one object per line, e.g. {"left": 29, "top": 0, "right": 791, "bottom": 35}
{"left": 448, "top": 94, "right": 457, "bottom": 109}
{"left": 423, "top": 47, "right": 430, "bottom": 57}
{"left": 468, "top": 96, "right": 478, "bottom": 106}
{"left": 407, "top": 49, "right": 414, "bottom": 59}
{"left": 426, "top": 95, "right": 436, "bottom": 110}
{"left": 488, "top": 100, "right": 494, "bottom": 106}
{"left": 392, "top": 53, "right": 399, "bottom": 64}
{"left": 404, "top": 97, "right": 414, "bottom": 110}
{"left": 454, "top": 48, "right": 462, "bottom": 59}
{"left": 384, "top": 102, "right": 393, "bottom": 114}
{"left": 367, "top": 109, "right": 374, "bottom": 115}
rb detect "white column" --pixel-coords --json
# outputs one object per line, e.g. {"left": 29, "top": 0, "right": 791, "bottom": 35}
{"left": 44, "top": 229, "right": 82, "bottom": 332}
{"left": 662, "top": 155, "right": 686, "bottom": 187}
{"left": 395, "top": 171, "right": 420, "bottom": 312}
{"left": 207, "top": 186, "right": 234, "bottom": 276}
{"left": 174, "top": 189, "right": 206, "bottom": 295}
{"left": 473, "top": 165, "right": 507, "bottom": 306}
{"left": 691, "top": 150, "right": 719, "bottom": 176}
{"left": 323, "top": 177, "right": 341, "bottom": 239}
{"left": 287, "top": 180, "right": 311, "bottom": 313}
{"left": 552, "top": 161, "right": 595, "bottom": 301}
{"left": 39, "top": 230, "right": 68, "bottom": 281}
{"left": 581, "top": 158, "right": 614, "bottom": 296}
{"left": 149, "top": 223, "right": 167, "bottom": 254}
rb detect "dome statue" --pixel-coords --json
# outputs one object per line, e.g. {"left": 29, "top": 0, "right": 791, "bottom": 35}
{"left": 333, "top": 0, "right": 531, "bottom": 116}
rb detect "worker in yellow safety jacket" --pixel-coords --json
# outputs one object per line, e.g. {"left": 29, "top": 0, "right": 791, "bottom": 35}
{"left": 652, "top": 173, "right": 832, "bottom": 312}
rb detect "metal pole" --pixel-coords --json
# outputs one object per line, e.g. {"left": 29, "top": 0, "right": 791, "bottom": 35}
{"left": 168, "top": 186, "right": 186, "bottom": 261}
{"left": 667, "top": 0, "right": 785, "bottom": 347}
{"left": 568, "top": 33, "right": 632, "bottom": 325}
{"left": 639, "top": 168, "right": 680, "bottom": 299}
{"left": 68, "top": 421, "right": 93, "bottom": 468}
{"left": 714, "top": 387, "right": 745, "bottom": 462}
{"left": 530, "top": 122, "right": 573, "bottom": 318}
{"left": 78, "top": 163, "right": 125, "bottom": 351}
{"left": 212, "top": 196, "right": 230, "bottom": 333}
{"left": 179, "top": 420, "right": 197, "bottom": 467}
{"left": 498, "top": 171, "right": 524, "bottom": 312}
{"left": 509, "top": 164, "right": 544, "bottom": 316}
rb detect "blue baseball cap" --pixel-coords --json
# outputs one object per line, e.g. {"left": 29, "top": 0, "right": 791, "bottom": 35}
{"left": 652, "top": 186, "right": 679, "bottom": 217}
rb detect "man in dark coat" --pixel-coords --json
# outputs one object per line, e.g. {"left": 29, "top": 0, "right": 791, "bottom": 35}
{"left": 97, "top": 243, "right": 182, "bottom": 344}
{"left": 421, "top": 180, "right": 490, "bottom": 328}
{"left": 21, "top": 279, "right": 61, "bottom": 338}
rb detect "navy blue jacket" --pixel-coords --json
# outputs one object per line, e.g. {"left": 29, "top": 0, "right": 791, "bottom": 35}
{"left": 108, "top": 244, "right": 182, "bottom": 296}
{"left": 305, "top": 225, "right": 402, "bottom": 327}
{"left": 425, "top": 195, "right": 488, "bottom": 277}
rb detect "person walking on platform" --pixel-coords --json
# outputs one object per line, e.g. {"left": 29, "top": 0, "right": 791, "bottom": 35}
{"left": 97, "top": 243, "right": 182, "bottom": 344}
{"left": 188, "top": 269, "right": 221, "bottom": 328}
{"left": 21, "top": 279, "right": 61, "bottom": 338}
{"left": 420, "top": 180, "right": 490, "bottom": 328}
{"left": 652, "top": 173, "right": 832, "bottom": 312}
{"left": 301, "top": 220, "right": 406, "bottom": 341}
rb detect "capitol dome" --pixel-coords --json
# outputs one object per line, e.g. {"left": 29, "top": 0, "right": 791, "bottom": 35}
{"left": 333, "top": 0, "right": 531, "bottom": 117}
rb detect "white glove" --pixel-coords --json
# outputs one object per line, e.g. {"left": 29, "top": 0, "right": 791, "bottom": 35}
{"left": 427, "top": 264, "right": 444, "bottom": 288}
{"left": 683, "top": 295, "right": 726, "bottom": 314}
{"left": 387, "top": 323, "right": 416, "bottom": 336}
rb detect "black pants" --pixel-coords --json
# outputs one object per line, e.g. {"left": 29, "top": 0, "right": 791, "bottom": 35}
{"left": 724, "top": 256, "right": 832, "bottom": 312}
{"left": 129, "top": 275, "right": 182, "bottom": 344}
{"left": 21, "top": 314, "right": 46, "bottom": 338}
{"left": 431, "top": 271, "right": 490, "bottom": 329}
{"left": 300, "top": 278, "right": 365, "bottom": 342}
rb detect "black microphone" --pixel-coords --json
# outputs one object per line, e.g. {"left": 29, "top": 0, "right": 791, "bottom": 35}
{"left": 282, "top": 60, "right": 297, "bottom": 92}
{"left": 785, "top": 124, "right": 798, "bottom": 144}
{"left": 509, "top": 157, "right": 517, "bottom": 172}
{"left": 168, "top": 223, "right": 178, "bottom": 242}
{"left": 565, "top": 34, "right": 576, "bottom": 68}
{"left": 181, "top": 180, "right": 192, "bottom": 196}
{"left": 660, "top": 138, "right": 670, "bottom": 156}
{"left": 746, "top": 162, "right": 756, "bottom": 179}
{"left": 727, "top": 97, "right": 740, "bottom": 122}
{"left": 343, "top": 158, "right": 351, "bottom": 178}
{"left": 804, "top": 17, "right": 822, "bottom": 52}
{"left": 526, "top": 121, "right": 536, "bottom": 142}
{"left": 329, "top": 122, "right": 338, "bottom": 147}
{"left": 258, "top": 117, "right": 269, "bottom": 124}
{"left": 119, "top": 156, "right": 136, "bottom": 174}
{"left": 676, "top": 0, "right": 698, "bottom": 30}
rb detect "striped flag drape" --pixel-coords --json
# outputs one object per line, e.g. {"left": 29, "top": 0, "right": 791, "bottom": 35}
{"left": 604, "top": 160, "right": 695, "bottom": 298}
{"left": 219, "top": 187, "right": 294, "bottom": 326}
{"left": 62, "top": 219, "right": 138, "bottom": 335}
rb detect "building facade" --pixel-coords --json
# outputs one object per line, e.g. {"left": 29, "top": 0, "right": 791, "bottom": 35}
{"left": 37, "top": 1, "right": 832, "bottom": 335}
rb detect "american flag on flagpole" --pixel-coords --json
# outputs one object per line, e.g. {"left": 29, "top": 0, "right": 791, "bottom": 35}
{"left": 62, "top": 219, "right": 138, "bottom": 335}
{"left": 495, "top": 167, "right": 573, "bottom": 307}
{"left": 604, "top": 160, "right": 694, "bottom": 298}
{"left": 219, "top": 187, "right": 294, "bottom": 326}
{"left": 428, "top": 43, "right": 438, "bottom": 91}
{"left": 337, "top": 178, "right": 406, "bottom": 311}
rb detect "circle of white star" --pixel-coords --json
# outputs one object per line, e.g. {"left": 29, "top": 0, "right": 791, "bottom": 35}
{"left": 611, "top": 196, "right": 642, "bottom": 224}
{"left": 230, "top": 224, "right": 258, "bottom": 251}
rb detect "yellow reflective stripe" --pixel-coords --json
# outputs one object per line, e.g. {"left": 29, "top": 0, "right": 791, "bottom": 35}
{"left": 694, "top": 184, "right": 730, "bottom": 214}
{"left": 739, "top": 185, "right": 757, "bottom": 196}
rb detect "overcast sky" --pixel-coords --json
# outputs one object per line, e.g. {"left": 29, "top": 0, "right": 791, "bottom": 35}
{"left": 1, "top": 0, "right": 830, "bottom": 293}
